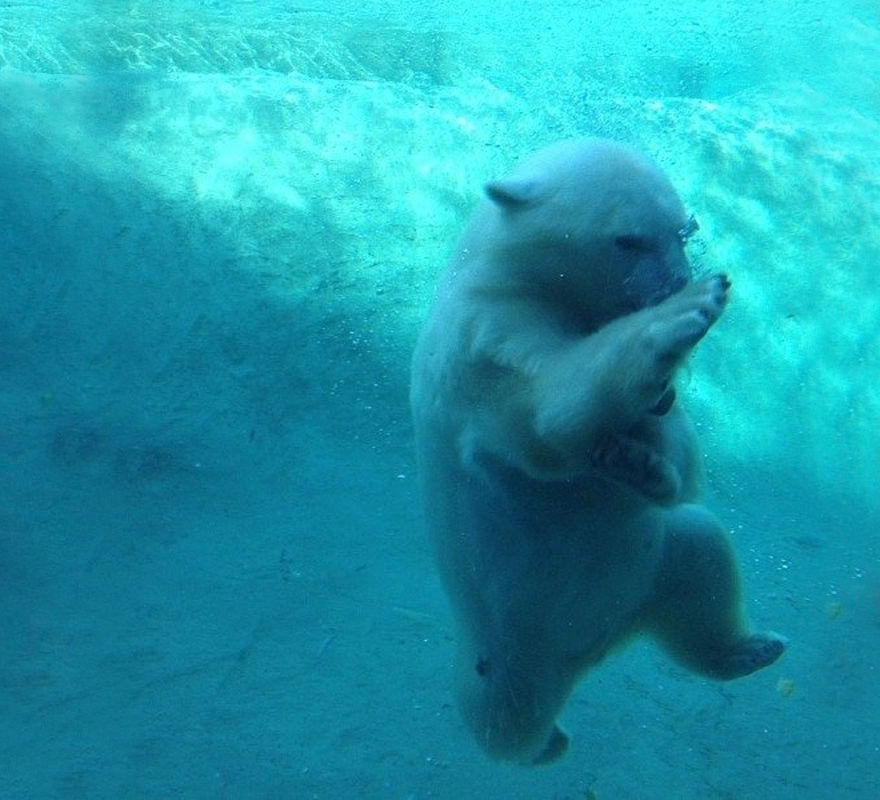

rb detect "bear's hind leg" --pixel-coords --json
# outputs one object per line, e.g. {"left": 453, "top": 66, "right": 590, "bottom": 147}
{"left": 455, "top": 640, "right": 573, "bottom": 764}
{"left": 646, "top": 504, "right": 785, "bottom": 680}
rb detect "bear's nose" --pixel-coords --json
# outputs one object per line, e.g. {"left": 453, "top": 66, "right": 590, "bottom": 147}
{"left": 666, "top": 272, "right": 688, "bottom": 295}
{"left": 625, "top": 251, "right": 690, "bottom": 309}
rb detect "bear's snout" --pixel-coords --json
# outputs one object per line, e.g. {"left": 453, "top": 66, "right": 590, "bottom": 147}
{"left": 624, "top": 248, "right": 690, "bottom": 310}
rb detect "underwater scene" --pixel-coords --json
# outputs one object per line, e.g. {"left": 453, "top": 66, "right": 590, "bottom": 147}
{"left": 1, "top": 1, "right": 878, "bottom": 797}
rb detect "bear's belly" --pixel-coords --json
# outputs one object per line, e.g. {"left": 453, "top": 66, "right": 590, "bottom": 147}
{"left": 425, "top": 448, "right": 664, "bottom": 661}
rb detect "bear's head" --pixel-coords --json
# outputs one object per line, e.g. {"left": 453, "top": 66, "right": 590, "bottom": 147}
{"left": 466, "top": 138, "right": 696, "bottom": 330}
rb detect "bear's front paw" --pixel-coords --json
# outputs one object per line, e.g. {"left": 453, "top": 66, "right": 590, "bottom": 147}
{"left": 591, "top": 432, "right": 682, "bottom": 505}
{"left": 648, "top": 274, "right": 731, "bottom": 368}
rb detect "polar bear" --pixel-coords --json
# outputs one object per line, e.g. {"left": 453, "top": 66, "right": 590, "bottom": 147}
{"left": 410, "top": 138, "right": 785, "bottom": 764}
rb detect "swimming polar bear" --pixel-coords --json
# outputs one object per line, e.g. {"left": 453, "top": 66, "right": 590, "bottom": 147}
{"left": 410, "top": 138, "right": 785, "bottom": 764}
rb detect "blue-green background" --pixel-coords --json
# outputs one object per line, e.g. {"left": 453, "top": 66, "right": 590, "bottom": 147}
{"left": 1, "top": 2, "right": 878, "bottom": 797}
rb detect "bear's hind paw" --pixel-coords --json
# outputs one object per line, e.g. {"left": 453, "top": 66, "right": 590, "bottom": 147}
{"left": 713, "top": 632, "right": 787, "bottom": 680}
{"left": 530, "top": 724, "right": 570, "bottom": 766}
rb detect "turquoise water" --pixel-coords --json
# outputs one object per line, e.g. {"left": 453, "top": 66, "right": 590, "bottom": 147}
{"left": 1, "top": 1, "right": 878, "bottom": 797}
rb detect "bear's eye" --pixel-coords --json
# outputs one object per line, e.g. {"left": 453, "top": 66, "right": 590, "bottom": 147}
{"left": 614, "top": 234, "right": 651, "bottom": 252}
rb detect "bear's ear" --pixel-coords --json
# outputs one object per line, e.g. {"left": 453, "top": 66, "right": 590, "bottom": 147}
{"left": 485, "top": 178, "right": 543, "bottom": 209}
